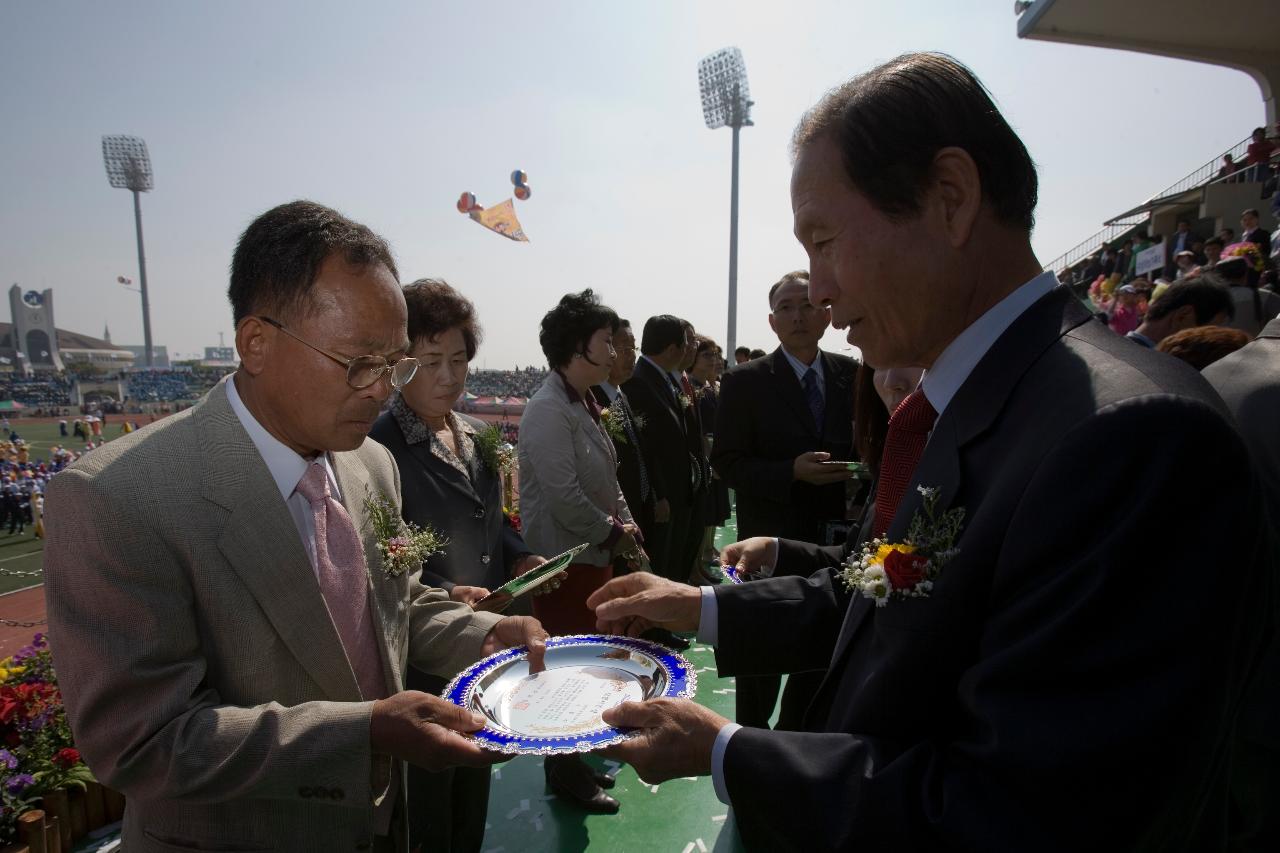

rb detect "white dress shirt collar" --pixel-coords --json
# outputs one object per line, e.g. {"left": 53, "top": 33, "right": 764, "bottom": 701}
{"left": 225, "top": 374, "right": 341, "bottom": 501}
{"left": 780, "top": 346, "right": 825, "bottom": 388}
{"left": 921, "top": 270, "right": 1058, "bottom": 417}
{"left": 598, "top": 381, "right": 620, "bottom": 402}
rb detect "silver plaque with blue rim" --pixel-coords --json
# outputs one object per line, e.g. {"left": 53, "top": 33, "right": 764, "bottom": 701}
{"left": 443, "top": 634, "right": 697, "bottom": 755}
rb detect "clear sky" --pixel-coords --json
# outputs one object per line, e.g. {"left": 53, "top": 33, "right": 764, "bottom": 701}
{"left": 0, "top": 1, "right": 1266, "bottom": 367}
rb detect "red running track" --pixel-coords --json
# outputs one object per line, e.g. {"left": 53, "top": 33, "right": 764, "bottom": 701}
{"left": 0, "top": 585, "right": 46, "bottom": 658}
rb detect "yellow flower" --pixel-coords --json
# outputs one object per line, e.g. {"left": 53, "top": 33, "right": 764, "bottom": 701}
{"left": 869, "top": 543, "right": 916, "bottom": 566}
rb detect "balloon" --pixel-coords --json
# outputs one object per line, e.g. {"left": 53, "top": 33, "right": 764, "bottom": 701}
{"left": 510, "top": 170, "right": 528, "bottom": 187}
{"left": 456, "top": 192, "right": 477, "bottom": 213}
{"left": 514, "top": 185, "right": 531, "bottom": 201}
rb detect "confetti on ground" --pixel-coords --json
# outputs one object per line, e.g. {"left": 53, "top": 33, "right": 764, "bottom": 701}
{"left": 650, "top": 784, "right": 660, "bottom": 793}
{"left": 711, "top": 814, "right": 727, "bottom": 823}
{"left": 532, "top": 816, "right": 544, "bottom": 832}
{"left": 504, "top": 800, "right": 529, "bottom": 820}
{"left": 696, "top": 838, "right": 708, "bottom": 852}
{"left": 492, "top": 767, "right": 502, "bottom": 780}
{"left": 712, "top": 688, "right": 736, "bottom": 695}
{"left": 695, "top": 666, "right": 713, "bottom": 673}
{"left": 682, "top": 844, "right": 696, "bottom": 853}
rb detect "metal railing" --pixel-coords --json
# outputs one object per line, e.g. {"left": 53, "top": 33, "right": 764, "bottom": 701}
{"left": 1046, "top": 134, "right": 1256, "bottom": 274}
{"left": 1044, "top": 217, "right": 1150, "bottom": 275}
{"left": 1137, "top": 134, "right": 1254, "bottom": 206}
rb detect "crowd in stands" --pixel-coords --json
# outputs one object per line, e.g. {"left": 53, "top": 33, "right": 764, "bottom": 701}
{"left": 464, "top": 366, "right": 547, "bottom": 397}
{"left": 0, "top": 367, "right": 233, "bottom": 416}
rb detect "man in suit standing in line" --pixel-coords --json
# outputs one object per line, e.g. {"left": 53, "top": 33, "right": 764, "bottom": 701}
{"left": 711, "top": 269, "right": 857, "bottom": 730}
{"left": 674, "top": 319, "right": 712, "bottom": 582}
{"left": 622, "top": 316, "right": 694, "bottom": 582}
{"left": 43, "top": 201, "right": 548, "bottom": 853}
{"left": 591, "top": 319, "right": 655, "bottom": 544}
{"left": 1203, "top": 313, "right": 1280, "bottom": 852}
{"left": 588, "top": 53, "right": 1273, "bottom": 850}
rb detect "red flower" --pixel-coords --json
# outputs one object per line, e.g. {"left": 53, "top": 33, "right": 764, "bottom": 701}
{"left": 52, "top": 747, "right": 80, "bottom": 769}
{"left": 883, "top": 549, "right": 930, "bottom": 591}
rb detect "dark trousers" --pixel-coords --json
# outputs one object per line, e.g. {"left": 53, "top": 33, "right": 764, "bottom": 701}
{"left": 640, "top": 496, "right": 691, "bottom": 584}
{"left": 405, "top": 667, "right": 491, "bottom": 853}
{"left": 735, "top": 670, "right": 825, "bottom": 731}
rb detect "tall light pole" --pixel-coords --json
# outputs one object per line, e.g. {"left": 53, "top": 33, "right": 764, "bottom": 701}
{"left": 697, "top": 47, "right": 753, "bottom": 356}
{"left": 102, "top": 135, "right": 155, "bottom": 368}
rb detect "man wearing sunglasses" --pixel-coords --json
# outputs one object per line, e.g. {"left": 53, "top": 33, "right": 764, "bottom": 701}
{"left": 43, "top": 200, "right": 548, "bottom": 852}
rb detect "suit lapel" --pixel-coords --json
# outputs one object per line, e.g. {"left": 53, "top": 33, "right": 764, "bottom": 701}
{"left": 770, "top": 348, "right": 818, "bottom": 437}
{"left": 638, "top": 359, "right": 685, "bottom": 434}
{"left": 200, "top": 383, "right": 361, "bottom": 702}
{"left": 405, "top": 440, "right": 482, "bottom": 508}
{"left": 821, "top": 286, "right": 1090, "bottom": 681}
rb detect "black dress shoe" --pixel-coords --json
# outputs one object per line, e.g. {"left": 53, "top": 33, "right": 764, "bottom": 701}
{"left": 592, "top": 769, "right": 616, "bottom": 790}
{"left": 545, "top": 755, "right": 620, "bottom": 814}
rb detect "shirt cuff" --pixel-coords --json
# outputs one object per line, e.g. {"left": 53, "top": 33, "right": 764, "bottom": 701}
{"left": 711, "top": 722, "right": 743, "bottom": 805}
{"left": 696, "top": 586, "right": 718, "bottom": 646}
{"left": 763, "top": 538, "right": 779, "bottom": 577}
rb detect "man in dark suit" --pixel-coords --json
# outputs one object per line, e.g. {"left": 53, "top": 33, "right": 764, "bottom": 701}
{"left": 587, "top": 53, "right": 1273, "bottom": 851}
{"left": 1204, "top": 313, "right": 1280, "bottom": 853}
{"left": 622, "top": 316, "right": 695, "bottom": 582}
{"left": 1165, "top": 218, "right": 1202, "bottom": 278}
{"left": 1241, "top": 208, "right": 1271, "bottom": 259}
{"left": 591, "top": 319, "right": 655, "bottom": 539}
{"left": 674, "top": 319, "right": 712, "bottom": 582}
{"left": 712, "top": 268, "right": 857, "bottom": 729}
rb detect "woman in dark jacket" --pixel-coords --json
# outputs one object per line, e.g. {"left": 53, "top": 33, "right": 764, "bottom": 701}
{"left": 369, "top": 279, "right": 547, "bottom": 853}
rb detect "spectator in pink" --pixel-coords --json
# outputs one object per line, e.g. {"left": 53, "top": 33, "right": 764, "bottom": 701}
{"left": 1108, "top": 284, "right": 1144, "bottom": 335}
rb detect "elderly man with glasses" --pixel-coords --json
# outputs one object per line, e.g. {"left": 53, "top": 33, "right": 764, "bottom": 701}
{"left": 43, "top": 200, "right": 548, "bottom": 853}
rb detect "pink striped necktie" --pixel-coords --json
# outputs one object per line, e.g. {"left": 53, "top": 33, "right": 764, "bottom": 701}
{"left": 294, "top": 462, "right": 387, "bottom": 701}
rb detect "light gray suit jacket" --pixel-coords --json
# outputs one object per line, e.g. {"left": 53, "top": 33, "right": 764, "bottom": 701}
{"left": 43, "top": 378, "right": 501, "bottom": 852}
{"left": 516, "top": 372, "right": 634, "bottom": 566}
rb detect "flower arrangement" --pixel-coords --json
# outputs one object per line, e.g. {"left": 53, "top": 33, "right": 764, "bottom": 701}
{"left": 840, "top": 486, "right": 964, "bottom": 607}
{"left": 364, "top": 491, "right": 449, "bottom": 578}
{"left": 473, "top": 426, "right": 516, "bottom": 474}
{"left": 599, "top": 408, "right": 629, "bottom": 444}
{"left": 1222, "top": 241, "right": 1266, "bottom": 272}
{"left": 0, "top": 634, "right": 95, "bottom": 844}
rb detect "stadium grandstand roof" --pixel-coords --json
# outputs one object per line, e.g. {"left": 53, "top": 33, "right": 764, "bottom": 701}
{"left": 1017, "top": 0, "right": 1280, "bottom": 124}
{"left": 0, "top": 324, "right": 124, "bottom": 352}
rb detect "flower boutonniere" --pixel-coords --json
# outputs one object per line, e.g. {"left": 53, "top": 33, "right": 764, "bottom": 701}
{"left": 363, "top": 490, "right": 449, "bottom": 578}
{"left": 473, "top": 425, "right": 516, "bottom": 474}
{"left": 841, "top": 485, "right": 964, "bottom": 607}
{"left": 677, "top": 392, "right": 693, "bottom": 411}
{"left": 600, "top": 407, "right": 629, "bottom": 444}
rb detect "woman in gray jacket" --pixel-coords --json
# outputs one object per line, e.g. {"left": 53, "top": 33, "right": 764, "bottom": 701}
{"left": 518, "top": 289, "right": 644, "bottom": 813}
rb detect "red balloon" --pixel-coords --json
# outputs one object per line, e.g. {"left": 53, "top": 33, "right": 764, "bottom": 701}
{"left": 456, "top": 191, "right": 477, "bottom": 213}
{"left": 514, "top": 185, "right": 531, "bottom": 201}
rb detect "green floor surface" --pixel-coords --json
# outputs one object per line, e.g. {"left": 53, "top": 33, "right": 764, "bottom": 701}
{"left": 479, "top": 508, "right": 751, "bottom": 853}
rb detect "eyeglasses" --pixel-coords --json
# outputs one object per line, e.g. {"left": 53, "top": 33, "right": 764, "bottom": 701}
{"left": 259, "top": 317, "right": 419, "bottom": 390}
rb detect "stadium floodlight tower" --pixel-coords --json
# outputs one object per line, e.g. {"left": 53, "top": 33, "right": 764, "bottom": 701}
{"left": 102, "top": 135, "right": 156, "bottom": 368}
{"left": 698, "top": 47, "right": 753, "bottom": 357}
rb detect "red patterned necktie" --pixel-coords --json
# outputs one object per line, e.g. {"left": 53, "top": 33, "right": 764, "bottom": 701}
{"left": 295, "top": 462, "right": 387, "bottom": 701}
{"left": 871, "top": 389, "right": 938, "bottom": 539}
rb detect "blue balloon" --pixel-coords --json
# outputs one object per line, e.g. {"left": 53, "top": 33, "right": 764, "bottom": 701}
{"left": 510, "top": 170, "right": 528, "bottom": 187}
